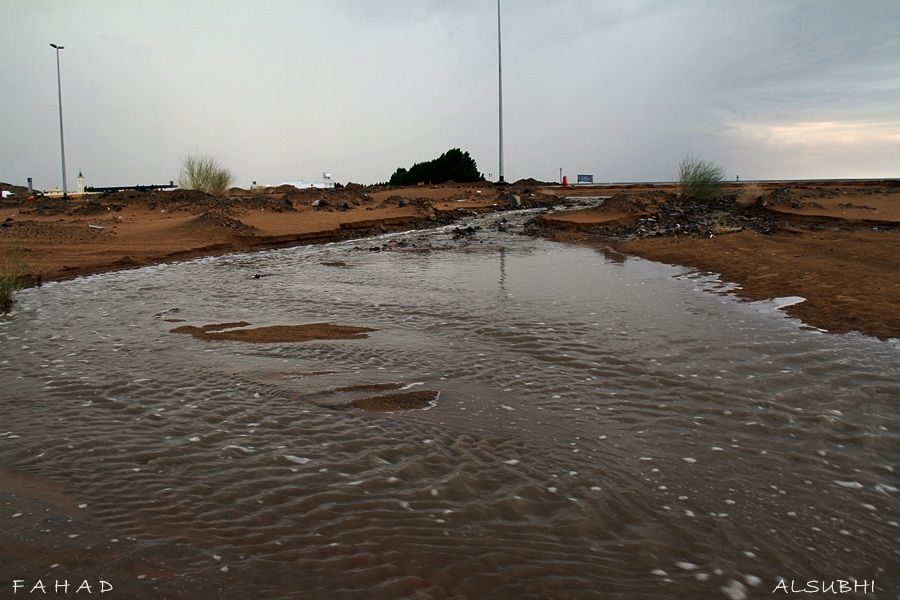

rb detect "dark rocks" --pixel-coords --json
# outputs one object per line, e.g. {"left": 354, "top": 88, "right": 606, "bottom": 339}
{"left": 452, "top": 225, "right": 479, "bottom": 239}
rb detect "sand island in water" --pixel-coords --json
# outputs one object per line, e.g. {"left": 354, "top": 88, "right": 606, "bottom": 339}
{"left": 171, "top": 321, "right": 376, "bottom": 343}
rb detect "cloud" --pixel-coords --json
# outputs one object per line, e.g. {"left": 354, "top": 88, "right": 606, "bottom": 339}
{"left": 1, "top": 0, "right": 898, "bottom": 188}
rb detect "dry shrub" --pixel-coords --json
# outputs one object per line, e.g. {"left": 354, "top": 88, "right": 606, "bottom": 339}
{"left": 0, "top": 252, "right": 28, "bottom": 313}
{"left": 178, "top": 154, "right": 234, "bottom": 196}
{"left": 679, "top": 156, "right": 725, "bottom": 201}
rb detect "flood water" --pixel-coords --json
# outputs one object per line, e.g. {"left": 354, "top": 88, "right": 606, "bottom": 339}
{"left": 2, "top": 208, "right": 898, "bottom": 599}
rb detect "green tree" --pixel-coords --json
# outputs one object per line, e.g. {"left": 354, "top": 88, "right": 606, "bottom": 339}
{"left": 389, "top": 148, "right": 484, "bottom": 185}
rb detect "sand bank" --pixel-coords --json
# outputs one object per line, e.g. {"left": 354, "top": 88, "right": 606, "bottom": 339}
{"left": 0, "top": 183, "right": 553, "bottom": 283}
{"left": 171, "top": 322, "right": 376, "bottom": 343}
{"left": 531, "top": 180, "right": 900, "bottom": 340}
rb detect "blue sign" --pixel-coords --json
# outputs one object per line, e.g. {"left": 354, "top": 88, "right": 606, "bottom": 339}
{"left": 577, "top": 174, "right": 593, "bottom": 184}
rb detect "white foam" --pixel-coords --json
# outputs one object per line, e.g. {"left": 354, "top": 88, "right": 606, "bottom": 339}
{"left": 398, "top": 382, "right": 424, "bottom": 391}
{"left": 834, "top": 480, "right": 863, "bottom": 489}
{"left": 720, "top": 579, "right": 748, "bottom": 600}
{"left": 284, "top": 455, "right": 311, "bottom": 465}
{"left": 222, "top": 445, "right": 253, "bottom": 453}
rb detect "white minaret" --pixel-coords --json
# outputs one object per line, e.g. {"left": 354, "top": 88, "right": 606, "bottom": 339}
{"left": 77, "top": 171, "right": 86, "bottom": 194}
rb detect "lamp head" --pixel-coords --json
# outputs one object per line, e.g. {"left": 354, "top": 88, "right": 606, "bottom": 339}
{"left": 50, "top": 43, "right": 64, "bottom": 49}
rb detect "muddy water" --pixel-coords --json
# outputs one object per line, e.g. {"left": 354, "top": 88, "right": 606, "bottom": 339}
{"left": 1, "top": 210, "right": 898, "bottom": 599}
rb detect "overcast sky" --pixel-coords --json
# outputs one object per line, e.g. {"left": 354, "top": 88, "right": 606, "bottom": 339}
{"left": 2, "top": 0, "right": 899, "bottom": 189}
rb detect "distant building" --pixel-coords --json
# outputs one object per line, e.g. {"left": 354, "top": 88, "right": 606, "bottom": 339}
{"left": 77, "top": 171, "right": 86, "bottom": 194}
{"left": 281, "top": 172, "right": 335, "bottom": 189}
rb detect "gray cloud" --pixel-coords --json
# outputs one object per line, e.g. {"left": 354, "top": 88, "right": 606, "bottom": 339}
{"left": 1, "top": 0, "right": 898, "bottom": 190}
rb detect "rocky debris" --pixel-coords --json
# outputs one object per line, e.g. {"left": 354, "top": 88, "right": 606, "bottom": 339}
{"left": 838, "top": 202, "right": 876, "bottom": 210}
{"left": 74, "top": 200, "right": 123, "bottom": 215}
{"left": 527, "top": 194, "right": 782, "bottom": 239}
{"left": 312, "top": 198, "right": 330, "bottom": 209}
{"left": 367, "top": 238, "right": 418, "bottom": 252}
{"left": 762, "top": 188, "right": 824, "bottom": 210}
{"left": 452, "top": 225, "right": 479, "bottom": 239}
{"left": 1, "top": 217, "right": 12, "bottom": 228}
{"left": 628, "top": 195, "right": 780, "bottom": 237}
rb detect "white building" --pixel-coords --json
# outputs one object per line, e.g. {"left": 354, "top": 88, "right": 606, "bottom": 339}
{"left": 280, "top": 172, "right": 335, "bottom": 189}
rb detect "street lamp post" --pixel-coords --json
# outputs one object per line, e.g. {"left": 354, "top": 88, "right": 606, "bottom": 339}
{"left": 50, "top": 43, "right": 68, "bottom": 198}
{"left": 497, "top": 0, "right": 505, "bottom": 185}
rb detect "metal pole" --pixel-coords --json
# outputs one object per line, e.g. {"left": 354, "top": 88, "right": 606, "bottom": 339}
{"left": 497, "top": 0, "right": 505, "bottom": 184}
{"left": 51, "top": 44, "right": 68, "bottom": 198}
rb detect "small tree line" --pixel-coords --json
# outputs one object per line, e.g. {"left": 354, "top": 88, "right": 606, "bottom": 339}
{"left": 389, "top": 148, "right": 483, "bottom": 186}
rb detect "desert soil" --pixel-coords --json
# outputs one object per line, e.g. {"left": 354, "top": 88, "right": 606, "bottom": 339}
{"left": 2, "top": 179, "right": 898, "bottom": 339}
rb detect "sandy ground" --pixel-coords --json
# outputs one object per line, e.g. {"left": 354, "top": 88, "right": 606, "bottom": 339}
{"left": 533, "top": 180, "right": 900, "bottom": 340}
{"left": 2, "top": 179, "right": 898, "bottom": 339}
{"left": 0, "top": 183, "right": 519, "bottom": 282}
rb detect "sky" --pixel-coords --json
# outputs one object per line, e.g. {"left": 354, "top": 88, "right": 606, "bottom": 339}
{"left": 2, "top": 0, "right": 899, "bottom": 189}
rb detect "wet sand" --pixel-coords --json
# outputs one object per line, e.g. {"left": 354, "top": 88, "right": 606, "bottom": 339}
{"left": 533, "top": 180, "right": 900, "bottom": 340}
{"left": 615, "top": 230, "right": 899, "bottom": 339}
{"left": 171, "top": 322, "right": 376, "bottom": 343}
{"left": 348, "top": 390, "right": 440, "bottom": 412}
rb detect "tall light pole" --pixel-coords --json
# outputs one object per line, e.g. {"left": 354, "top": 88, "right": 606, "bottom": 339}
{"left": 497, "top": 0, "right": 505, "bottom": 185}
{"left": 50, "top": 43, "right": 68, "bottom": 198}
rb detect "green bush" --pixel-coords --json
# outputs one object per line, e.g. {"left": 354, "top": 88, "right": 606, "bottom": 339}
{"left": 389, "top": 148, "right": 484, "bottom": 186}
{"left": 0, "top": 253, "right": 27, "bottom": 313}
{"left": 679, "top": 156, "right": 726, "bottom": 201}
{"left": 178, "top": 153, "right": 234, "bottom": 195}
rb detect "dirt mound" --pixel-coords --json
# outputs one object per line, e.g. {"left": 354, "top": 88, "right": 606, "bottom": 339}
{"left": 0, "top": 182, "right": 31, "bottom": 199}
{"left": 349, "top": 390, "right": 439, "bottom": 412}
{"left": 73, "top": 200, "right": 124, "bottom": 215}
{"left": 186, "top": 211, "right": 259, "bottom": 236}
{"left": 598, "top": 194, "right": 652, "bottom": 213}
{"left": 514, "top": 178, "right": 555, "bottom": 186}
